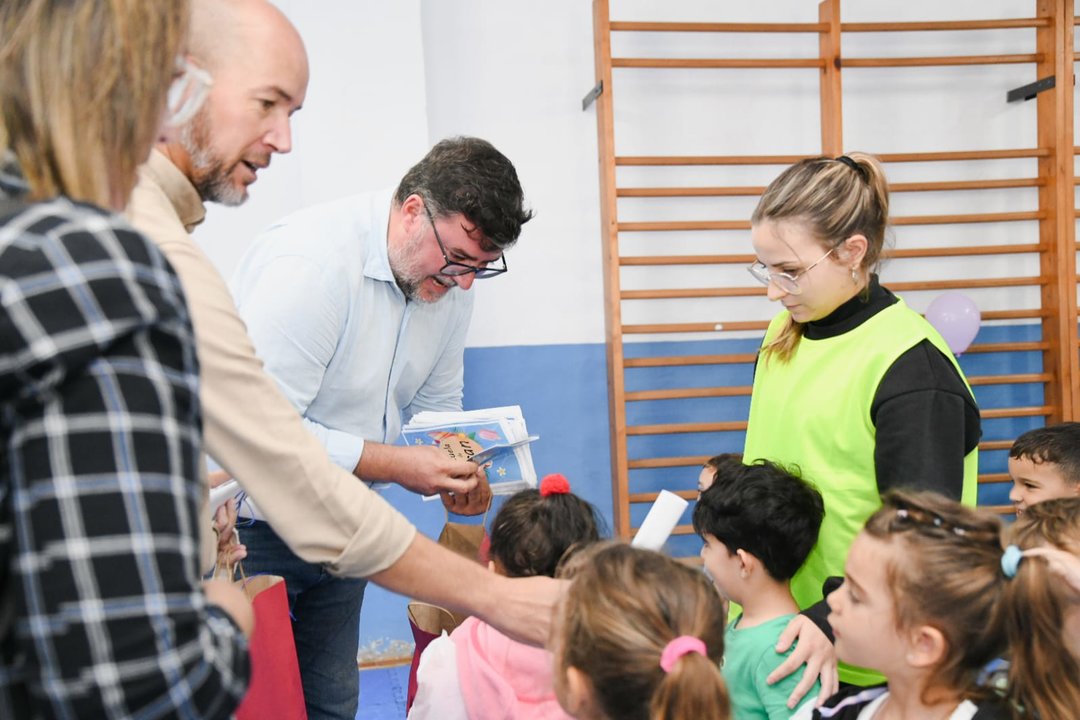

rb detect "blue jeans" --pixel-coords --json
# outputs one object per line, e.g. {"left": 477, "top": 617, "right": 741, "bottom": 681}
{"left": 239, "top": 520, "right": 367, "bottom": 720}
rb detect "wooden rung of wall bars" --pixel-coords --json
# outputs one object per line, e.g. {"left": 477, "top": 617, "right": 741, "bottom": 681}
{"left": 841, "top": 19, "right": 1048, "bottom": 32}
{"left": 609, "top": 21, "right": 829, "bottom": 33}
{"left": 624, "top": 386, "right": 754, "bottom": 402}
{"left": 621, "top": 321, "right": 771, "bottom": 334}
{"left": 841, "top": 54, "right": 1041, "bottom": 68}
{"left": 616, "top": 178, "right": 1042, "bottom": 197}
{"left": 617, "top": 245, "right": 1044, "bottom": 267}
{"left": 623, "top": 354, "right": 759, "bottom": 368}
{"left": 981, "top": 406, "right": 1054, "bottom": 419}
{"left": 967, "top": 373, "right": 1053, "bottom": 386}
{"left": 619, "top": 255, "right": 757, "bottom": 266}
{"left": 964, "top": 341, "right": 1049, "bottom": 354}
{"left": 622, "top": 277, "right": 1045, "bottom": 301}
{"left": 608, "top": 19, "right": 1050, "bottom": 34}
{"left": 614, "top": 149, "right": 1049, "bottom": 166}
{"left": 612, "top": 58, "right": 826, "bottom": 69}
{"left": 626, "top": 421, "right": 748, "bottom": 436}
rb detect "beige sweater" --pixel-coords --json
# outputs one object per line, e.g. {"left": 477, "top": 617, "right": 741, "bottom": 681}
{"left": 126, "top": 149, "right": 416, "bottom": 577}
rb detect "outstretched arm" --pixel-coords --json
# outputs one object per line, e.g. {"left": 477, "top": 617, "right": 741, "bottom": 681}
{"left": 370, "top": 533, "right": 563, "bottom": 648}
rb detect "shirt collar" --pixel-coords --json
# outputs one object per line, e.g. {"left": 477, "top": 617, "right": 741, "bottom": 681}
{"left": 363, "top": 188, "right": 397, "bottom": 284}
{"left": 141, "top": 148, "right": 206, "bottom": 232}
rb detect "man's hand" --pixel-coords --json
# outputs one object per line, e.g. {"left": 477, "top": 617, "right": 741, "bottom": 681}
{"left": 767, "top": 614, "right": 839, "bottom": 709}
{"left": 440, "top": 467, "right": 493, "bottom": 516}
{"left": 485, "top": 574, "right": 568, "bottom": 647}
{"left": 358, "top": 442, "right": 484, "bottom": 498}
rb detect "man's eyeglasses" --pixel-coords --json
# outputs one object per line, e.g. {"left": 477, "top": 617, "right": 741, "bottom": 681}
{"left": 424, "top": 206, "right": 507, "bottom": 279}
{"left": 747, "top": 245, "right": 836, "bottom": 295}
{"left": 165, "top": 56, "right": 213, "bottom": 128}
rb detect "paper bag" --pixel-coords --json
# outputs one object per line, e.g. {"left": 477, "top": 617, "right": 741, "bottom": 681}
{"left": 437, "top": 520, "right": 488, "bottom": 564}
{"left": 234, "top": 575, "right": 307, "bottom": 720}
{"left": 406, "top": 602, "right": 462, "bottom": 714}
{"left": 405, "top": 513, "right": 490, "bottom": 712}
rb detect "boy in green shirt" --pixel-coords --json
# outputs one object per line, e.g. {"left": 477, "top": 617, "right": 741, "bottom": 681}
{"left": 694, "top": 459, "right": 825, "bottom": 719}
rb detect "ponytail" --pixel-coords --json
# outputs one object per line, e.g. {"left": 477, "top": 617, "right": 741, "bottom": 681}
{"left": 555, "top": 543, "right": 730, "bottom": 720}
{"left": 760, "top": 314, "right": 804, "bottom": 364}
{"left": 650, "top": 650, "right": 730, "bottom": 720}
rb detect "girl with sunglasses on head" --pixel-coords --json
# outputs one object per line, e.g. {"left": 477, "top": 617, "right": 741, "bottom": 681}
{"left": 809, "top": 490, "right": 1011, "bottom": 720}
{"left": 741, "top": 154, "right": 980, "bottom": 695}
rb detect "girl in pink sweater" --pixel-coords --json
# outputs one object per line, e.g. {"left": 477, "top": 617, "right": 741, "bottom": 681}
{"left": 410, "top": 474, "right": 603, "bottom": 720}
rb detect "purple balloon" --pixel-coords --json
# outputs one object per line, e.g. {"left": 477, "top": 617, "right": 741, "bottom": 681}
{"left": 924, "top": 292, "right": 981, "bottom": 355}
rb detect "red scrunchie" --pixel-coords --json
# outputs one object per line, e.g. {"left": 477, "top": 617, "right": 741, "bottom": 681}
{"left": 540, "top": 473, "right": 571, "bottom": 497}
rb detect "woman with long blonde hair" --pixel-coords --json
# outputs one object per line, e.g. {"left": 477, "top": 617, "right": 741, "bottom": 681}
{"left": 742, "top": 154, "right": 981, "bottom": 688}
{"left": 1, "top": 1, "right": 250, "bottom": 716}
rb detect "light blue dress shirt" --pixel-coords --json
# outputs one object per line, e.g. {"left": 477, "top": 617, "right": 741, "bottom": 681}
{"left": 230, "top": 188, "right": 473, "bottom": 477}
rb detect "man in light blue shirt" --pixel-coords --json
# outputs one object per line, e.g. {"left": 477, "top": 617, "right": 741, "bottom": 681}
{"left": 229, "top": 136, "right": 533, "bottom": 720}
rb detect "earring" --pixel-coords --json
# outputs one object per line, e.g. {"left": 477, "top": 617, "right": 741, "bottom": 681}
{"left": 851, "top": 267, "right": 859, "bottom": 283}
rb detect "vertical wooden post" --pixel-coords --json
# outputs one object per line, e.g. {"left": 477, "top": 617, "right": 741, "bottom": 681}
{"left": 592, "top": 0, "right": 631, "bottom": 538}
{"left": 1035, "top": 0, "right": 1077, "bottom": 422}
{"left": 818, "top": 0, "right": 844, "bottom": 155}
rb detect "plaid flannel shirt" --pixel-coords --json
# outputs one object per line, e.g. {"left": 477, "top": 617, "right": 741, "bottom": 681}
{"left": 0, "top": 161, "right": 249, "bottom": 718}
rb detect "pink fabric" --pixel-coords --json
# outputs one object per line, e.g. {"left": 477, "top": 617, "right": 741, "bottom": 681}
{"left": 659, "top": 636, "right": 707, "bottom": 672}
{"left": 451, "top": 616, "right": 573, "bottom": 720}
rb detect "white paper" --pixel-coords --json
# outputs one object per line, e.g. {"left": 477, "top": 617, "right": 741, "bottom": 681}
{"left": 209, "top": 478, "right": 242, "bottom": 516}
{"left": 631, "top": 490, "right": 689, "bottom": 551}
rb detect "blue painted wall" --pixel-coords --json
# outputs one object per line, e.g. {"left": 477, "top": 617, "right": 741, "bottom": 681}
{"left": 358, "top": 323, "right": 1041, "bottom": 659}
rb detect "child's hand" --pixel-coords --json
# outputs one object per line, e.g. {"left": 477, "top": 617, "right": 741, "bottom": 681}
{"left": 768, "top": 614, "right": 838, "bottom": 709}
{"left": 1023, "top": 545, "right": 1080, "bottom": 595}
{"left": 213, "top": 499, "right": 247, "bottom": 570}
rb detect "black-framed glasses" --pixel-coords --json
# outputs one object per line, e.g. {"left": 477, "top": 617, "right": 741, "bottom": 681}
{"left": 424, "top": 206, "right": 507, "bottom": 279}
{"left": 747, "top": 246, "right": 836, "bottom": 295}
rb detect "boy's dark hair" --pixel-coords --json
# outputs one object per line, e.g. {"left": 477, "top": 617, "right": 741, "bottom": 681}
{"left": 394, "top": 135, "right": 533, "bottom": 252}
{"left": 488, "top": 486, "right": 604, "bottom": 578}
{"left": 702, "top": 453, "right": 744, "bottom": 488}
{"left": 692, "top": 459, "right": 824, "bottom": 581}
{"left": 1009, "top": 422, "right": 1080, "bottom": 485}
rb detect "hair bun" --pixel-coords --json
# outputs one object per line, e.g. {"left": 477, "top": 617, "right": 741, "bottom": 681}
{"left": 540, "top": 473, "right": 571, "bottom": 496}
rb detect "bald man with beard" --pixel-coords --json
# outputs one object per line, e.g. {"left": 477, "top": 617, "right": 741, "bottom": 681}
{"left": 126, "top": 2, "right": 555, "bottom": 718}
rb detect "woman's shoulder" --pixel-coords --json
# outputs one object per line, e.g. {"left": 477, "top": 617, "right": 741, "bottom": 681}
{"left": 3, "top": 197, "right": 176, "bottom": 281}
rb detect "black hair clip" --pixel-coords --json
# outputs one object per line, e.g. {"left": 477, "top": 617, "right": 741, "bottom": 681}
{"left": 835, "top": 155, "right": 867, "bottom": 180}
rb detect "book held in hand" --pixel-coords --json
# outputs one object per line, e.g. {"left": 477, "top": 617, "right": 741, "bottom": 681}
{"left": 400, "top": 405, "right": 539, "bottom": 497}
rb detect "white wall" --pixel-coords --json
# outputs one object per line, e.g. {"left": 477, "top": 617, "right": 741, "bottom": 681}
{"left": 193, "top": 0, "right": 1048, "bottom": 349}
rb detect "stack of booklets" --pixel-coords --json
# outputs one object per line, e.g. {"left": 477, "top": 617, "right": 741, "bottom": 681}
{"left": 400, "top": 405, "right": 539, "bottom": 496}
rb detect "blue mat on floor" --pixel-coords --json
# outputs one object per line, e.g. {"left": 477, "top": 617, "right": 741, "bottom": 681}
{"left": 356, "top": 664, "right": 409, "bottom": 720}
